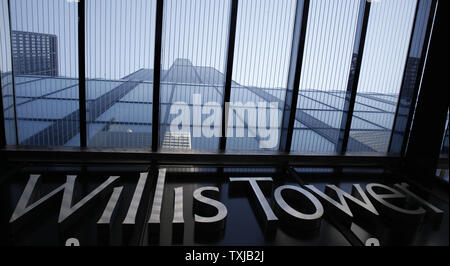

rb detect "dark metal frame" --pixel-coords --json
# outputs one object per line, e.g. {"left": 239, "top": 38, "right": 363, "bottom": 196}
{"left": 152, "top": 0, "right": 164, "bottom": 152}
{"left": 389, "top": 0, "right": 438, "bottom": 156}
{"left": 279, "top": 0, "right": 310, "bottom": 152}
{"left": 287, "top": 167, "right": 364, "bottom": 246}
{"left": 1, "top": 145, "right": 400, "bottom": 168}
{"left": 337, "top": 0, "right": 371, "bottom": 154}
{"left": 220, "top": 0, "right": 239, "bottom": 151}
{"left": 6, "top": 0, "right": 19, "bottom": 145}
{"left": 0, "top": 71, "right": 5, "bottom": 147}
{"left": 78, "top": 0, "right": 87, "bottom": 148}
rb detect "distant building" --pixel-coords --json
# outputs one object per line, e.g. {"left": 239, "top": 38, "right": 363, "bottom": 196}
{"left": 12, "top": 31, "right": 58, "bottom": 76}
{"left": 402, "top": 57, "right": 421, "bottom": 99}
{"left": 162, "top": 132, "right": 192, "bottom": 149}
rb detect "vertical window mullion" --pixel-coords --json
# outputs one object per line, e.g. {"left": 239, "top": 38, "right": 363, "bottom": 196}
{"left": 78, "top": 0, "right": 87, "bottom": 147}
{"left": 219, "top": 0, "right": 239, "bottom": 151}
{"left": 337, "top": 0, "right": 371, "bottom": 154}
{"left": 152, "top": 0, "right": 164, "bottom": 152}
{"left": 279, "top": 0, "right": 310, "bottom": 152}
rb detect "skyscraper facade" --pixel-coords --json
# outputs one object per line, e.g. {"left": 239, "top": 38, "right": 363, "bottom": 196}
{"left": 12, "top": 31, "right": 58, "bottom": 76}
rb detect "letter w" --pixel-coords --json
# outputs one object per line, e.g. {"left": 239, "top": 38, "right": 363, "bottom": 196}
{"left": 10, "top": 174, "right": 119, "bottom": 226}
{"left": 306, "top": 184, "right": 379, "bottom": 219}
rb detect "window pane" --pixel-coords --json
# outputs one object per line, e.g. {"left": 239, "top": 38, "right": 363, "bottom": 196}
{"left": 86, "top": 0, "right": 156, "bottom": 148}
{"left": 160, "top": 0, "right": 230, "bottom": 150}
{"left": 292, "top": 0, "right": 361, "bottom": 152}
{"left": 6, "top": 0, "right": 79, "bottom": 146}
{"left": 348, "top": 0, "right": 417, "bottom": 152}
{"left": 225, "top": 0, "right": 296, "bottom": 151}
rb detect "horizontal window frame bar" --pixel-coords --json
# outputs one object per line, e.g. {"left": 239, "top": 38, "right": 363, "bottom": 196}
{"left": 2, "top": 145, "right": 401, "bottom": 168}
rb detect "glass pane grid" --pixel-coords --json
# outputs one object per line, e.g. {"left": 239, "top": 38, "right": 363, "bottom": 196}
{"left": 0, "top": 0, "right": 435, "bottom": 156}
